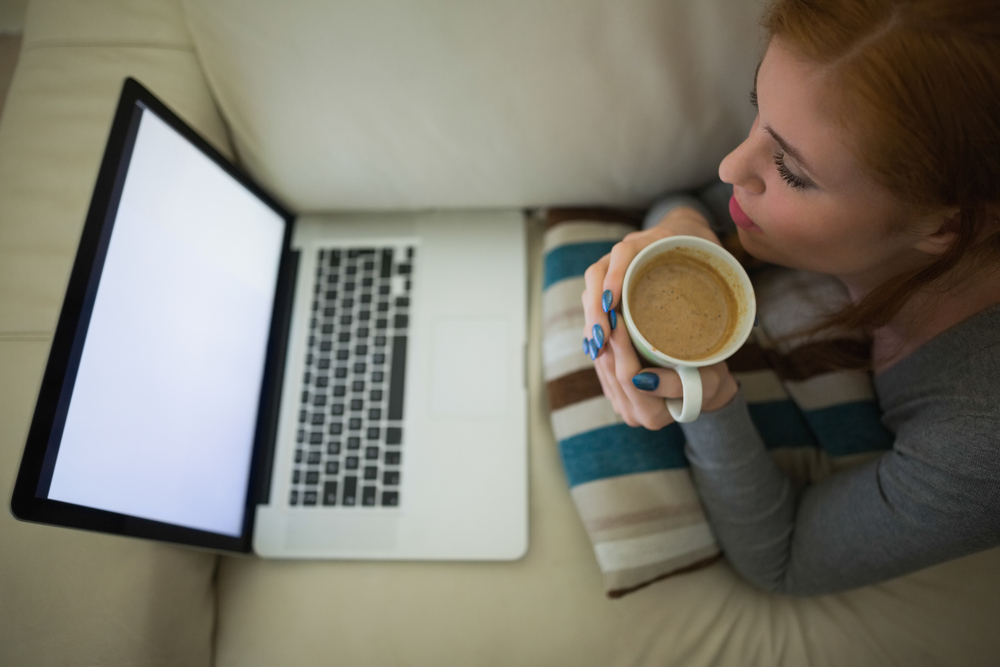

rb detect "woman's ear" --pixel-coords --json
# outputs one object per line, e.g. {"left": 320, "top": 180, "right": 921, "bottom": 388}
{"left": 912, "top": 209, "right": 961, "bottom": 256}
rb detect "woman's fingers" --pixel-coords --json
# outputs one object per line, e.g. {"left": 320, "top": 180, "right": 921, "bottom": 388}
{"left": 608, "top": 325, "right": 675, "bottom": 430}
{"left": 582, "top": 254, "right": 614, "bottom": 359}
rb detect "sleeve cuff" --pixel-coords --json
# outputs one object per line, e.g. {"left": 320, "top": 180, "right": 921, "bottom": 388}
{"left": 679, "top": 388, "right": 766, "bottom": 467}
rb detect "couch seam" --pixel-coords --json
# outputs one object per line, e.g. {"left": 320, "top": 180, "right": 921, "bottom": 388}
{"left": 0, "top": 332, "right": 52, "bottom": 342}
{"left": 20, "top": 40, "right": 194, "bottom": 54}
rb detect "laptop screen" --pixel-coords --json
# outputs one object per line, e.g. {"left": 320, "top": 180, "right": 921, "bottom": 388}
{"left": 11, "top": 81, "right": 292, "bottom": 548}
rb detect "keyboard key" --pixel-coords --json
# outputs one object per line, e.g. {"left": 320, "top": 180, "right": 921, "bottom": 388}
{"left": 379, "top": 285, "right": 391, "bottom": 295}
{"left": 325, "top": 290, "right": 337, "bottom": 301}
{"left": 342, "top": 297, "right": 354, "bottom": 308}
{"left": 388, "top": 337, "right": 407, "bottom": 420}
{"left": 370, "top": 389, "right": 384, "bottom": 401}
{"left": 305, "top": 470, "right": 320, "bottom": 484}
{"left": 384, "top": 470, "right": 400, "bottom": 485}
{"left": 303, "top": 490, "right": 318, "bottom": 506}
{"left": 375, "top": 335, "right": 387, "bottom": 346}
{"left": 377, "top": 301, "right": 389, "bottom": 312}
{"left": 397, "top": 263, "right": 412, "bottom": 274}
{"left": 295, "top": 449, "right": 303, "bottom": 463}
{"left": 311, "top": 412, "right": 325, "bottom": 425}
{"left": 354, "top": 362, "right": 366, "bottom": 374}
{"left": 309, "top": 431, "right": 323, "bottom": 445}
{"left": 352, "top": 380, "right": 365, "bottom": 392}
{"left": 332, "top": 403, "right": 345, "bottom": 416}
{"left": 338, "top": 332, "right": 351, "bottom": 343}
{"left": 316, "top": 375, "right": 329, "bottom": 388}
{"left": 346, "top": 456, "right": 359, "bottom": 470}
{"left": 373, "top": 353, "right": 385, "bottom": 364}
{"left": 364, "top": 466, "right": 378, "bottom": 480}
{"left": 364, "top": 261, "right": 375, "bottom": 271}
{"left": 320, "top": 340, "right": 333, "bottom": 352}
{"left": 327, "top": 441, "right": 341, "bottom": 455}
{"left": 297, "top": 429, "right": 305, "bottom": 443}
{"left": 382, "top": 491, "right": 399, "bottom": 507}
{"left": 324, "top": 305, "right": 336, "bottom": 316}
{"left": 333, "top": 385, "right": 346, "bottom": 397}
{"left": 337, "top": 349, "right": 349, "bottom": 360}
{"left": 323, "top": 481, "right": 338, "bottom": 505}
{"left": 365, "top": 446, "right": 379, "bottom": 460}
{"left": 361, "top": 293, "right": 372, "bottom": 304}
{"left": 376, "top": 318, "right": 388, "bottom": 329}
{"left": 362, "top": 486, "right": 377, "bottom": 506}
{"left": 329, "top": 422, "right": 343, "bottom": 435}
{"left": 322, "top": 323, "right": 334, "bottom": 334}
{"left": 367, "top": 427, "right": 380, "bottom": 440}
{"left": 349, "top": 417, "right": 362, "bottom": 430}
{"left": 292, "top": 470, "right": 301, "bottom": 484}
{"left": 326, "top": 274, "right": 338, "bottom": 284}
{"left": 335, "top": 367, "right": 348, "bottom": 378}
{"left": 307, "top": 451, "right": 321, "bottom": 465}
{"left": 345, "top": 282, "right": 356, "bottom": 292}
{"left": 368, "top": 408, "right": 381, "bottom": 420}
{"left": 359, "top": 310, "right": 370, "bottom": 321}
{"left": 395, "top": 297, "right": 410, "bottom": 307}
{"left": 326, "top": 460, "right": 340, "bottom": 475}
{"left": 355, "top": 344, "right": 368, "bottom": 355}
{"left": 350, "top": 398, "right": 364, "bottom": 411}
{"left": 372, "top": 371, "right": 384, "bottom": 383}
{"left": 394, "top": 314, "right": 409, "bottom": 329}
{"left": 385, "top": 450, "right": 401, "bottom": 465}
{"left": 290, "top": 490, "right": 299, "bottom": 505}
{"left": 349, "top": 248, "right": 375, "bottom": 258}
{"left": 386, "top": 427, "right": 402, "bottom": 445}
{"left": 348, "top": 436, "right": 361, "bottom": 449}
{"left": 313, "top": 394, "right": 327, "bottom": 407}
{"left": 346, "top": 265, "right": 357, "bottom": 275}
{"left": 362, "top": 277, "right": 374, "bottom": 288}
{"left": 318, "top": 358, "right": 331, "bottom": 370}
{"left": 340, "top": 315, "right": 353, "bottom": 326}
{"left": 357, "top": 327, "right": 369, "bottom": 338}
{"left": 299, "top": 410, "right": 308, "bottom": 423}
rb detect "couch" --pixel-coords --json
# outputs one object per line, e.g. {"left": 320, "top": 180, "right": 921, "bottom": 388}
{"left": 2, "top": 1, "right": 999, "bottom": 665}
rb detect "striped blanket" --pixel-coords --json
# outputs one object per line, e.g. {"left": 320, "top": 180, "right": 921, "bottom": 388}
{"left": 541, "top": 211, "right": 894, "bottom": 597}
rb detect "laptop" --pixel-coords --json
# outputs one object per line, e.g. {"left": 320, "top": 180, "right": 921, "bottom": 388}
{"left": 10, "top": 78, "right": 528, "bottom": 561}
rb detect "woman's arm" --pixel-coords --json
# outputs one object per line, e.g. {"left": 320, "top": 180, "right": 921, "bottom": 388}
{"left": 682, "top": 387, "right": 1000, "bottom": 595}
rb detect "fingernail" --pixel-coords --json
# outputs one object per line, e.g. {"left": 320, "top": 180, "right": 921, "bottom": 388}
{"left": 632, "top": 372, "right": 659, "bottom": 391}
{"left": 609, "top": 309, "right": 617, "bottom": 330}
{"left": 592, "top": 323, "right": 604, "bottom": 349}
{"left": 588, "top": 339, "right": 599, "bottom": 360}
{"left": 602, "top": 290, "right": 613, "bottom": 313}
{"left": 583, "top": 337, "right": 590, "bottom": 355}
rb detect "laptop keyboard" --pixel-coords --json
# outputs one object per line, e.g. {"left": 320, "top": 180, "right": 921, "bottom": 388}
{"left": 289, "top": 246, "right": 413, "bottom": 508}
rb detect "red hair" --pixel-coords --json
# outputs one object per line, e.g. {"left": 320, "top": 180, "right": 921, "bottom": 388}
{"left": 762, "top": 0, "right": 1000, "bottom": 333}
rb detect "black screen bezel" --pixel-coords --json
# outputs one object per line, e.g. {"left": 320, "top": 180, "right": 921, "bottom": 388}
{"left": 9, "top": 77, "right": 298, "bottom": 553}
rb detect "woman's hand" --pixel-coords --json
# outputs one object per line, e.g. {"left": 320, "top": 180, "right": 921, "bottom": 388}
{"left": 581, "top": 206, "right": 738, "bottom": 428}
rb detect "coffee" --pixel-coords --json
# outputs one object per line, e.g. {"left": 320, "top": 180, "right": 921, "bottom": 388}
{"left": 627, "top": 249, "right": 738, "bottom": 361}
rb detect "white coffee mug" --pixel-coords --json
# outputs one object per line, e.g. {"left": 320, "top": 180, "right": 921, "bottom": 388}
{"left": 621, "top": 235, "right": 756, "bottom": 423}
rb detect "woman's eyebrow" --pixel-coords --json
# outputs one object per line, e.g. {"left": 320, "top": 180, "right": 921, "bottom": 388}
{"left": 764, "top": 125, "right": 815, "bottom": 175}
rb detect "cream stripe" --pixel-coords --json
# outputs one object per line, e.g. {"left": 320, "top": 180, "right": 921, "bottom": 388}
{"left": 544, "top": 353, "right": 592, "bottom": 382}
{"left": 551, "top": 395, "right": 621, "bottom": 441}
{"left": 543, "top": 328, "right": 590, "bottom": 379}
{"left": 571, "top": 468, "right": 702, "bottom": 518}
{"left": 543, "top": 222, "right": 633, "bottom": 254}
{"left": 735, "top": 369, "right": 788, "bottom": 403}
{"left": 542, "top": 276, "right": 586, "bottom": 321}
{"left": 593, "top": 523, "right": 717, "bottom": 572}
{"left": 784, "top": 370, "right": 875, "bottom": 410}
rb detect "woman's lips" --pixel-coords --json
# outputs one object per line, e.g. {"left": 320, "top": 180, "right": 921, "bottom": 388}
{"left": 729, "top": 195, "right": 763, "bottom": 233}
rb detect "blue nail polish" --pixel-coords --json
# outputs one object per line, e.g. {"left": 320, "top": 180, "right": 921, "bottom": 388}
{"left": 588, "top": 339, "right": 599, "bottom": 360}
{"left": 602, "top": 290, "right": 613, "bottom": 313}
{"left": 583, "top": 337, "right": 590, "bottom": 355}
{"left": 632, "top": 372, "right": 659, "bottom": 391}
{"left": 592, "top": 323, "right": 604, "bottom": 349}
{"left": 609, "top": 309, "right": 617, "bottom": 330}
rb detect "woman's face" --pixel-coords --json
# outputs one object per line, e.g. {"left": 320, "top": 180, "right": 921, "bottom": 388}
{"left": 719, "top": 38, "right": 944, "bottom": 295}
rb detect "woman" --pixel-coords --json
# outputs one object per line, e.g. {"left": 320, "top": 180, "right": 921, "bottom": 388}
{"left": 582, "top": 0, "right": 1000, "bottom": 595}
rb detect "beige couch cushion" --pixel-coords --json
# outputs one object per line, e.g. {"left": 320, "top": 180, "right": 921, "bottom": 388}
{"left": 0, "top": 2, "right": 226, "bottom": 665}
{"left": 181, "top": 0, "right": 761, "bottom": 211}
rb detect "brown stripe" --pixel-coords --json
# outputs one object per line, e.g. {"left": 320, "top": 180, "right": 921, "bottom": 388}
{"left": 546, "top": 368, "right": 604, "bottom": 411}
{"left": 725, "top": 339, "right": 871, "bottom": 380}
{"left": 543, "top": 207, "right": 645, "bottom": 230}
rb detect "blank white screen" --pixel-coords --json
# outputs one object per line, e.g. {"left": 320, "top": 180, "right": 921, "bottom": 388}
{"left": 47, "top": 107, "right": 286, "bottom": 537}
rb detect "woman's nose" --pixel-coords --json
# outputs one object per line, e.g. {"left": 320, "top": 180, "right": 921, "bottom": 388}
{"left": 719, "top": 121, "right": 765, "bottom": 195}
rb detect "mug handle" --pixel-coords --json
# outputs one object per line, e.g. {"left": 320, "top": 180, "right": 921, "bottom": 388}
{"left": 665, "top": 365, "right": 702, "bottom": 423}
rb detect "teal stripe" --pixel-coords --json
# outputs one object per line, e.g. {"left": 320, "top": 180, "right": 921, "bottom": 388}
{"left": 747, "top": 400, "right": 818, "bottom": 449}
{"left": 803, "top": 401, "right": 893, "bottom": 456}
{"left": 543, "top": 241, "right": 617, "bottom": 289}
{"left": 559, "top": 422, "right": 687, "bottom": 487}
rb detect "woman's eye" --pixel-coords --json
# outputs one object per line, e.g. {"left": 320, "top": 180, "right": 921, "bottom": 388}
{"left": 774, "top": 151, "right": 808, "bottom": 190}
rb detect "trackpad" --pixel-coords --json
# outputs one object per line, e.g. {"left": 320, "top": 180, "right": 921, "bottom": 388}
{"left": 285, "top": 513, "right": 398, "bottom": 552}
{"left": 431, "top": 318, "right": 508, "bottom": 418}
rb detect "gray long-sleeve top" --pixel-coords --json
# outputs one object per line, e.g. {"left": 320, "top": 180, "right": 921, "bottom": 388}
{"left": 680, "top": 304, "right": 1000, "bottom": 596}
